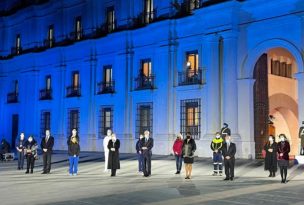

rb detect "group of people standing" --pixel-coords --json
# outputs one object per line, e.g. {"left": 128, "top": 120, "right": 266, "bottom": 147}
{"left": 10, "top": 123, "right": 292, "bottom": 184}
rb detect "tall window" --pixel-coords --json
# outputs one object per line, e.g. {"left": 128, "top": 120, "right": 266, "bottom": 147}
{"left": 14, "top": 80, "right": 19, "bottom": 94}
{"left": 136, "top": 103, "right": 153, "bottom": 138}
{"left": 99, "top": 107, "right": 113, "bottom": 137}
{"left": 106, "top": 6, "right": 115, "bottom": 33}
{"left": 16, "top": 34, "right": 21, "bottom": 54}
{"left": 46, "top": 75, "right": 51, "bottom": 90}
{"left": 40, "top": 111, "right": 51, "bottom": 137}
{"left": 141, "top": 59, "right": 152, "bottom": 77}
{"left": 180, "top": 99, "right": 201, "bottom": 140}
{"left": 144, "top": 0, "right": 153, "bottom": 24}
{"left": 72, "top": 71, "right": 80, "bottom": 89}
{"left": 48, "top": 25, "right": 54, "bottom": 47}
{"left": 75, "top": 16, "right": 82, "bottom": 40}
{"left": 186, "top": 51, "right": 199, "bottom": 73}
{"left": 68, "top": 109, "right": 80, "bottom": 136}
{"left": 104, "top": 66, "right": 112, "bottom": 83}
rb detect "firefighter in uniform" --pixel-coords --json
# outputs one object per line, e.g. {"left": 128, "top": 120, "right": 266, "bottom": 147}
{"left": 210, "top": 132, "right": 224, "bottom": 176}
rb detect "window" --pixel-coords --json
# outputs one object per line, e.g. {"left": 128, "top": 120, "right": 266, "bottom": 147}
{"left": 135, "top": 59, "right": 155, "bottom": 90}
{"left": 75, "top": 16, "right": 82, "bottom": 40}
{"left": 141, "top": 59, "right": 152, "bottom": 77}
{"left": 46, "top": 75, "right": 51, "bottom": 91}
{"left": 136, "top": 103, "right": 153, "bottom": 138}
{"left": 47, "top": 25, "right": 54, "bottom": 47}
{"left": 270, "top": 59, "right": 292, "bottom": 78}
{"left": 104, "top": 66, "right": 112, "bottom": 83}
{"left": 40, "top": 111, "right": 51, "bottom": 137}
{"left": 185, "top": 0, "right": 200, "bottom": 12}
{"left": 68, "top": 109, "right": 80, "bottom": 136}
{"left": 7, "top": 80, "right": 18, "bottom": 103}
{"left": 99, "top": 107, "right": 113, "bottom": 138}
{"left": 72, "top": 71, "right": 80, "bottom": 88}
{"left": 15, "top": 34, "right": 21, "bottom": 54}
{"left": 180, "top": 99, "right": 201, "bottom": 140}
{"left": 144, "top": 0, "right": 153, "bottom": 24}
{"left": 40, "top": 75, "right": 52, "bottom": 100}
{"left": 186, "top": 51, "right": 199, "bottom": 73}
{"left": 14, "top": 80, "right": 19, "bottom": 94}
{"left": 106, "top": 6, "right": 115, "bottom": 33}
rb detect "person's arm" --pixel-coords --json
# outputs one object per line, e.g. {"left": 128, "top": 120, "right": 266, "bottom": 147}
{"left": 210, "top": 141, "right": 214, "bottom": 151}
{"left": 230, "top": 144, "right": 236, "bottom": 157}
{"left": 49, "top": 137, "right": 54, "bottom": 149}
{"left": 115, "top": 140, "right": 120, "bottom": 150}
{"left": 76, "top": 144, "right": 80, "bottom": 156}
{"left": 107, "top": 140, "right": 112, "bottom": 150}
{"left": 192, "top": 140, "right": 197, "bottom": 153}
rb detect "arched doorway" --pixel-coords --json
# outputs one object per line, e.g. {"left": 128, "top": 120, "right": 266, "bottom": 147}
{"left": 253, "top": 48, "right": 299, "bottom": 158}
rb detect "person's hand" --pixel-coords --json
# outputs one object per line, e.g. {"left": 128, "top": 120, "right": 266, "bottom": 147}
{"left": 142, "top": 147, "right": 147, "bottom": 150}
{"left": 139, "top": 151, "right": 142, "bottom": 154}
{"left": 73, "top": 155, "right": 76, "bottom": 157}
{"left": 280, "top": 153, "right": 283, "bottom": 157}
{"left": 175, "top": 152, "right": 178, "bottom": 155}
{"left": 268, "top": 149, "right": 273, "bottom": 153}
{"left": 43, "top": 149, "right": 47, "bottom": 152}
{"left": 226, "top": 156, "right": 231, "bottom": 160}
{"left": 111, "top": 148, "right": 115, "bottom": 151}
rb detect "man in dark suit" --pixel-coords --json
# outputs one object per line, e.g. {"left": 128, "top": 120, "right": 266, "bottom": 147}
{"left": 222, "top": 135, "right": 236, "bottom": 181}
{"left": 41, "top": 129, "right": 54, "bottom": 174}
{"left": 140, "top": 130, "right": 154, "bottom": 177}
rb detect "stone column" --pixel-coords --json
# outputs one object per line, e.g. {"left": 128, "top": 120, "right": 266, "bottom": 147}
{"left": 222, "top": 32, "right": 239, "bottom": 134}
{"left": 204, "top": 35, "right": 220, "bottom": 136}
{"left": 237, "top": 78, "right": 255, "bottom": 159}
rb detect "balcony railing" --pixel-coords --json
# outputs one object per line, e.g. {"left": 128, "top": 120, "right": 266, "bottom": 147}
{"left": 97, "top": 81, "right": 115, "bottom": 94}
{"left": 66, "top": 86, "right": 81, "bottom": 97}
{"left": 178, "top": 68, "right": 206, "bottom": 86}
{"left": 44, "top": 39, "right": 55, "bottom": 48}
{"left": 39, "top": 89, "right": 52, "bottom": 100}
{"left": 135, "top": 75, "right": 156, "bottom": 90}
{"left": 7, "top": 92, "right": 18, "bottom": 103}
{"left": 11, "top": 47, "right": 22, "bottom": 55}
{"left": 70, "top": 30, "right": 84, "bottom": 41}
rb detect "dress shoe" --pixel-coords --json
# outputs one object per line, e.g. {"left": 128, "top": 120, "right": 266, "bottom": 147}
{"left": 230, "top": 177, "right": 234, "bottom": 181}
{"left": 224, "top": 178, "right": 229, "bottom": 180}
{"left": 25, "top": 171, "right": 29, "bottom": 174}
{"left": 41, "top": 172, "right": 47, "bottom": 174}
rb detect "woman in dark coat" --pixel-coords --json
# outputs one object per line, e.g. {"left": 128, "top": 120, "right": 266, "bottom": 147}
{"left": 24, "top": 136, "right": 38, "bottom": 174}
{"left": 182, "top": 132, "right": 196, "bottom": 179}
{"left": 277, "top": 133, "right": 290, "bottom": 183}
{"left": 264, "top": 135, "right": 277, "bottom": 177}
{"left": 107, "top": 133, "right": 120, "bottom": 177}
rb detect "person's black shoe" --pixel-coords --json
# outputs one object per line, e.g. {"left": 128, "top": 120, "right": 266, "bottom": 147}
{"left": 230, "top": 177, "right": 234, "bottom": 181}
{"left": 224, "top": 178, "right": 229, "bottom": 180}
{"left": 30, "top": 170, "right": 33, "bottom": 174}
{"left": 281, "top": 179, "right": 284, "bottom": 183}
{"left": 25, "top": 171, "right": 29, "bottom": 174}
{"left": 175, "top": 171, "right": 180, "bottom": 174}
{"left": 41, "top": 172, "right": 47, "bottom": 174}
{"left": 268, "top": 174, "right": 272, "bottom": 177}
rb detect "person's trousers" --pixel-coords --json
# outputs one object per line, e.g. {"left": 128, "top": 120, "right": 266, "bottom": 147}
{"left": 111, "top": 168, "right": 117, "bottom": 176}
{"left": 137, "top": 153, "right": 144, "bottom": 172}
{"left": 17, "top": 151, "right": 24, "bottom": 169}
{"left": 213, "top": 152, "right": 223, "bottom": 174}
{"left": 224, "top": 158, "right": 235, "bottom": 178}
{"left": 26, "top": 155, "right": 35, "bottom": 172}
{"left": 69, "top": 156, "right": 79, "bottom": 174}
{"left": 104, "top": 151, "right": 109, "bottom": 171}
{"left": 175, "top": 155, "right": 183, "bottom": 172}
{"left": 43, "top": 152, "right": 52, "bottom": 173}
{"left": 143, "top": 154, "right": 152, "bottom": 176}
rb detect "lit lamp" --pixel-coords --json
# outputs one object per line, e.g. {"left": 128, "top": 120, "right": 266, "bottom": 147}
{"left": 186, "top": 61, "right": 191, "bottom": 69}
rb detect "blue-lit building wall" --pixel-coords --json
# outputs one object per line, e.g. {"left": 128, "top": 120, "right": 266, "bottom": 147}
{"left": 1, "top": 0, "right": 304, "bottom": 158}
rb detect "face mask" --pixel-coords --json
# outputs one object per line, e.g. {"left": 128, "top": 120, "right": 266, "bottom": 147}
{"left": 28, "top": 138, "right": 33, "bottom": 142}
{"left": 225, "top": 139, "right": 230, "bottom": 143}
{"left": 269, "top": 138, "right": 273, "bottom": 142}
{"left": 216, "top": 135, "right": 220, "bottom": 139}
{"left": 280, "top": 137, "right": 285, "bottom": 142}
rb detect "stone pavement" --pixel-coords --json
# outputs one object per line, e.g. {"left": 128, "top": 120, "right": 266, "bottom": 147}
{"left": 1, "top": 152, "right": 304, "bottom": 205}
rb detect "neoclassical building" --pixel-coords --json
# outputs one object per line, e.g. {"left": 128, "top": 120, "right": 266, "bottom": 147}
{"left": 0, "top": 0, "right": 303, "bottom": 158}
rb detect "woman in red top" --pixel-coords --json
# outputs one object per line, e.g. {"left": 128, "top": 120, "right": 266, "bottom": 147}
{"left": 277, "top": 134, "right": 290, "bottom": 184}
{"left": 173, "top": 133, "right": 184, "bottom": 174}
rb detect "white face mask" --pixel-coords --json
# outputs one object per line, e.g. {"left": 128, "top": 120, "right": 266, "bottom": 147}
{"left": 269, "top": 138, "right": 273, "bottom": 142}
{"left": 280, "top": 137, "right": 285, "bottom": 142}
{"left": 216, "top": 135, "right": 220, "bottom": 139}
{"left": 225, "top": 139, "right": 230, "bottom": 143}
{"left": 107, "top": 130, "right": 112, "bottom": 136}
{"left": 28, "top": 138, "right": 33, "bottom": 142}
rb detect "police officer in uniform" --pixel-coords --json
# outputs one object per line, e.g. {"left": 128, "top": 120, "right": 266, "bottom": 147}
{"left": 210, "top": 132, "right": 224, "bottom": 176}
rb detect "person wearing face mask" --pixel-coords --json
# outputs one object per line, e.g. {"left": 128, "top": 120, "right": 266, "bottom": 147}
{"left": 24, "top": 135, "right": 38, "bottom": 174}
{"left": 220, "top": 123, "right": 231, "bottom": 140}
{"left": 136, "top": 134, "right": 144, "bottom": 174}
{"left": 103, "top": 129, "right": 112, "bottom": 173}
{"left": 173, "top": 133, "right": 184, "bottom": 174}
{"left": 222, "top": 135, "right": 236, "bottom": 181}
{"left": 182, "top": 132, "right": 196, "bottom": 179}
{"left": 67, "top": 128, "right": 79, "bottom": 146}
{"left": 107, "top": 133, "right": 120, "bottom": 177}
{"left": 277, "top": 134, "right": 290, "bottom": 183}
{"left": 139, "top": 130, "right": 154, "bottom": 177}
{"left": 16, "top": 132, "right": 25, "bottom": 170}
{"left": 264, "top": 135, "right": 277, "bottom": 177}
{"left": 68, "top": 136, "right": 80, "bottom": 176}
{"left": 210, "top": 132, "right": 224, "bottom": 176}
{"left": 298, "top": 121, "right": 304, "bottom": 155}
